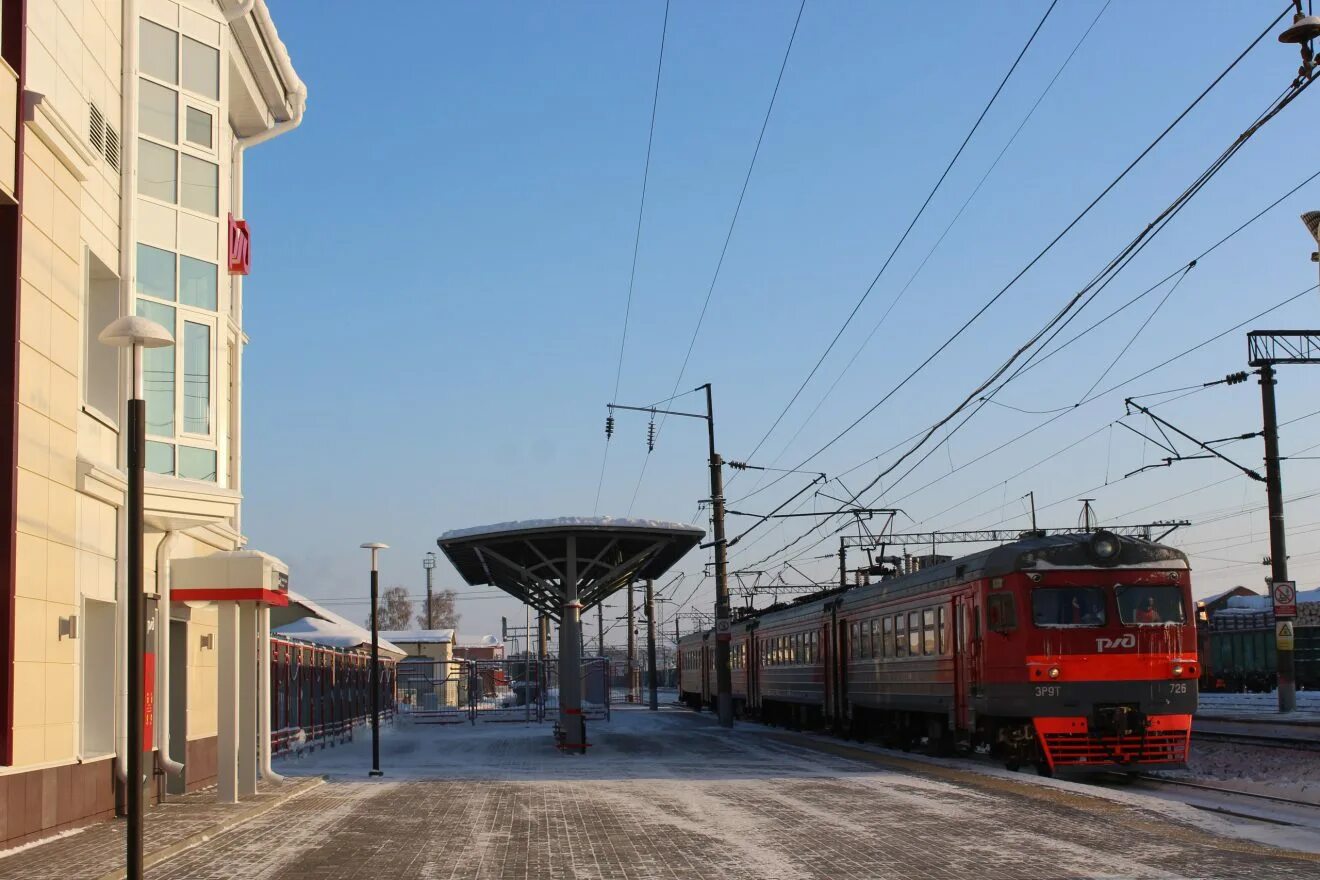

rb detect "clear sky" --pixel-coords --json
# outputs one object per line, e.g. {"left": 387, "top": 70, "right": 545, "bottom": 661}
{"left": 239, "top": 1, "right": 1320, "bottom": 647}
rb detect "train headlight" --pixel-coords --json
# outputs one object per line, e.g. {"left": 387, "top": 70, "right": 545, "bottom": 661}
{"left": 1172, "top": 664, "right": 1184, "bottom": 676}
{"left": 1089, "top": 530, "right": 1122, "bottom": 565}
{"left": 1048, "top": 667, "right": 1061, "bottom": 680}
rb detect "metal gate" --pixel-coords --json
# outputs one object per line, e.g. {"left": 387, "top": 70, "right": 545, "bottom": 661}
{"left": 398, "top": 656, "right": 613, "bottom": 724}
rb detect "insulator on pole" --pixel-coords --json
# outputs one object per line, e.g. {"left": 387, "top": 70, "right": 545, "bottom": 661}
{"left": 646, "top": 416, "right": 656, "bottom": 453}
{"left": 605, "top": 414, "right": 615, "bottom": 438}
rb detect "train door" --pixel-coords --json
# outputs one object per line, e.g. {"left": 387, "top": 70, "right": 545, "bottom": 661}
{"left": 954, "top": 594, "right": 978, "bottom": 729}
{"left": 834, "top": 615, "right": 849, "bottom": 730}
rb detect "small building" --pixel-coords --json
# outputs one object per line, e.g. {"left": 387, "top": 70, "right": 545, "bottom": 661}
{"left": 453, "top": 634, "right": 505, "bottom": 663}
{"left": 380, "top": 630, "right": 458, "bottom": 709}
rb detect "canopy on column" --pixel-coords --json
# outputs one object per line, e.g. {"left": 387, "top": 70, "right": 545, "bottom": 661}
{"left": 437, "top": 517, "right": 704, "bottom": 617}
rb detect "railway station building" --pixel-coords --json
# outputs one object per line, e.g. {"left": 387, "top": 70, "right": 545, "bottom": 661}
{"left": 0, "top": 0, "right": 306, "bottom": 848}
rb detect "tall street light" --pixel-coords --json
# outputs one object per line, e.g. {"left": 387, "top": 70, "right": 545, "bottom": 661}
{"left": 423, "top": 551, "right": 437, "bottom": 629}
{"left": 361, "top": 542, "right": 388, "bottom": 776}
{"left": 99, "top": 315, "right": 174, "bottom": 880}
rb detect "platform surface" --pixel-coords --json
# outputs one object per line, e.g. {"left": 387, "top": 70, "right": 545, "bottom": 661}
{"left": 107, "top": 705, "right": 1320, "bottom": 879}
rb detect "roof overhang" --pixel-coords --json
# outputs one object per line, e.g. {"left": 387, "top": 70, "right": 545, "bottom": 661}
{"left": 438, "top": 517, "right": 704, "bottom": 620}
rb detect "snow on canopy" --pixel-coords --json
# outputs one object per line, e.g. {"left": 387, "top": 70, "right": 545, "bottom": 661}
{"left": 441, "top": 516, "right": 705, "bottom": 541}
{"left": 380, "top": 629, "right": 455, "bottom": 644}
{"left": 275, "top": 590, "right": 406, "bottom": 657}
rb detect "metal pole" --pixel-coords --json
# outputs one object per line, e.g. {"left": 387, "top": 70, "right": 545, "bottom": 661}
{"left": 627, "top": 580, "right": 636, "bottom": 702}
{"left": 1028, "top": 491, "right": 1037, "bottom": 532}
{"left": 369, "top": 565, "right": 382, "bottom": 776}
{"left": 425, "top": 558, "right": 434, "bottom": 629}
{"left": 1260, "top": 363, "right": 1295, "bottom": 713}
{"left": 525, "top": 602, "right": 531, "bottom": 725}
{"left": 559, "top": 535, "right": 585, "bottom": 751}
{"left": 705, "top": 384, "right": 733, "bottom": 728}
{"left": 597, "top": 604, "right": 604, "bottom": 657}
{"left": 126, "top": 354, "right": 145, "bottom": 880}
{"left": 646, "top": 579, "right": 658, "bottom": 710}
{"left": 839, "top": 538, "right": 847, "bottom": 590}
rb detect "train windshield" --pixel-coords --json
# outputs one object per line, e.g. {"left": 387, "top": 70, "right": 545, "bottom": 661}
{"left": 1031, "top": 587, "right": 1107, "bottom": 627}
{"left": 1115, "top": 585, "right": 1185, "bottom": 625}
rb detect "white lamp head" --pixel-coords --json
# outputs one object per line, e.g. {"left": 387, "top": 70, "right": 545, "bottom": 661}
{"left": 98, "top": 315, "right": 174, "bottom": 349}
{"left": 360, "top": 542, "right": 390, "bottom": 550}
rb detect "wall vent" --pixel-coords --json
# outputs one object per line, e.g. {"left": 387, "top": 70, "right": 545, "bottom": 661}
{"left": 88, "top": 102, "right": 105, "bottom": 154}
{"left": 104, "top": 123, "right": 120, "bottom": 171}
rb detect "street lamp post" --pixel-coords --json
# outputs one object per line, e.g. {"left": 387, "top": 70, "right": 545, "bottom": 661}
{"left": 423, "top": 551, "right": 437, "bottom": 629}
{"left": 99, "top": 316, "right": 174, "bottom": 880}
{"left": 361, "top": 542, "right": 389, "bottom": 776}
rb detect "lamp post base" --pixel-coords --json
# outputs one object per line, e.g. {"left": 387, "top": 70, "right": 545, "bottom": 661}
{"left": 368, "top": 770, "right": 383, "bottom": 777}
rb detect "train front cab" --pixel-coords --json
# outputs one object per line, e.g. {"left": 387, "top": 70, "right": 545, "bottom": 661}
{"left": 982, "top": 536, "right": 1198, "bottom": 774}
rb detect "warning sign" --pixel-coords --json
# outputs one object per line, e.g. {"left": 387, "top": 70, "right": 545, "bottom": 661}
{"left": 1277, "top": 620, "right": 1296, "bottom": 651}
{"left": 1273, "top": 580, "right": 1297, "bottom": 617}
{"left": 716, "top": 618, "right": 731, "bottom": 642}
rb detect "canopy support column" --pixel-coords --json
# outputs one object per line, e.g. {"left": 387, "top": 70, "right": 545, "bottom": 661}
{"left": 558, "top": 535, "right": 585, "bottom": 752}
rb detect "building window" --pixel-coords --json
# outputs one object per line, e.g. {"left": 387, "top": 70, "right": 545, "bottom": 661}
{"left": 138, "top": 139, "right": 177, "bottom": 202}
{"left": 136, "top": 299, "right": 176, "bottom": 438}
{"left": 179, "top": 256, "right": 217, "bottom": 309}
{"left": 138, "top": 79, "right": 177, "bottom": 143}
{"left": 182, "top": 37, "right": 220, "bottom": 99}
{"left": 137, "top": 244, "right": 175, "bottom": 301}
{"left": 140, "top": 19, "right": 178, "bottom": 84}
{"left": 183, "top": 321, "right": 210, "bottom": 434}
{"left": 180, "top": 154, "right": 218, "bottom": 216}
{"left": 146, "top": 440, "right": 175, "bottom": 476}
{"left": 84, "top": 251, "right": 120, "bottom": 421}
{"left": 178, "top": 446, "right": 217, "bottom": 482}
{"left": 185, "top": 106, "right": 213, "bottom": 148}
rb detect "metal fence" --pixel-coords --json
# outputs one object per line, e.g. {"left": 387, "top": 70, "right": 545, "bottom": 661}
{"left": 271, "top": 638, "right": 397, "bottom": 756}
{"left": 397, "top": 656, "right": 612, "bottom": 724}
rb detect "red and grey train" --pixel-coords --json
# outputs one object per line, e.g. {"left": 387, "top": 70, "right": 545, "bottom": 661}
{"left": 679, "top": 531, "right": 1198, "bottom": 773}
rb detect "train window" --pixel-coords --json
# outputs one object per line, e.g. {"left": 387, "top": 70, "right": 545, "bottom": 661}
{"left": 908, "top": 611, "right": 922, "bottom": 656}
{"left": 1115, "top": 585, "right": 1185, "bottom": 625}
{"left": 895, "top": 615, "right": 907, "bottom": 657}
{"left": 850, "top": 623, "right": 860, "bottom": 660}
{"left": 882, "top": 617, "right": 893, "bottom": 658}
{"left": 988, "top": 593, "right": 1019, "bottom": 632}
{"left": 1031, "top": 587, "right": 1103, "bottom": 628}
{"left": 922, "top": 608, "right": 936, "bottom": 655}
{"left": 795, "top": 633, "right": 804, "bottom": 664}
{"left": 868, "top": 619, "right": 878, "bottom": 659}
{"left": 937, "top": 607, "right": 947, "bottom": 654}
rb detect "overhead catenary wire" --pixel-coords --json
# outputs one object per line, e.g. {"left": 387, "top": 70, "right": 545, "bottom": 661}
{"left": 624, "top": 0, "right": 808, "bottom": 514}
{"left": 738, "top": 0, "right": 1062, "bottom": 473}
{"left": 595, "top": 0, "right": 672, "bottom": 514}
{"left": 744, "top": 0, "right": 1110, "bottom": 495}
{"left": 731, "top": 5, "right": 1298, "bottom": 510}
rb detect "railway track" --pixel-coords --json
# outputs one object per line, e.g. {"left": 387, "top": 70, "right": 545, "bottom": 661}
{"left": 1100, "top": 773, "right": 1320, "bottom": 827}
{"left": 1193, "top": 715, "right": 1320, "bottom": 751}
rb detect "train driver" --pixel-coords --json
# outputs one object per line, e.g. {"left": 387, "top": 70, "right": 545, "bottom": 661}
{"left": 1135, "top": 597, "right": 1161, "bottom": 623}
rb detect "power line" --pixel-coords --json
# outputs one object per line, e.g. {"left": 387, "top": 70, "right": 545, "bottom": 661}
{"left": 732, "top": 6, "right": 1297, "bottom": 510}
{"left": 596, "top": 0, "right": 672, "bottom": 513}
{"left": 744, "top": 0, "right": 1111, "bottom": 496}
{"left": 624, "top": 0, "right": 808, "bottom": 513}
{"left": 740, "top": 0, "right": 1062, "bottom": 471}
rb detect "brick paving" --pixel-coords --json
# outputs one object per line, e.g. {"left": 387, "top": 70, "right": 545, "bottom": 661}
{"left": 111, "top": 706, "right": 1320, "bottom": 880}
{"left": 0, "top": 777, "right": 321, "bottom": 880}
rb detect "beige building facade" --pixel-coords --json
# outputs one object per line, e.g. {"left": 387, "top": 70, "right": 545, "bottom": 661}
{"left": 1, "top": 0, "right": 304, "bottom": 848}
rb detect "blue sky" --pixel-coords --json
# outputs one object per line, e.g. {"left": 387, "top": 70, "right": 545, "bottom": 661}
{"left": 239, "top": 2, "right": 1320, "bottom": 644}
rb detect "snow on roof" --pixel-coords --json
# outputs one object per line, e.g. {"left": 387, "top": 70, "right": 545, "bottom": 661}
{"left": 281, "top": 590, "right": 339, "bottom": 624}
{"left": 1223, "top": 587, "right": 1320, "bottom": 611}
{"left": 457, "top": 634, "right": 503, "bottom": 648}
{"left": 274, "top": 603, "right": 405, "bottom": 658}
{"left": 440, "top": 516, "right": 704, "bottom": 541}
{"left": 380, "top": 629, "right": 455, "bottom": 644}
{"left": 1197, "top": 586, "right": 1258, "bottom": 606}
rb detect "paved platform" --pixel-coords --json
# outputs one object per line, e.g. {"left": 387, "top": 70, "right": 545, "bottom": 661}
{"left": 117, "top": 706, "right": 1320, "bottom": 879}
{"left": 0, "top": 777, "right": 321, "bottom": 880}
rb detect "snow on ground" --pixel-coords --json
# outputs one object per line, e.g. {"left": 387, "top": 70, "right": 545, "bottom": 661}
{"left": 1198, "top": 691, "right": 1320, "bottom": 722}
{"left": 1162, "top": 740, "right": 1320, "bottom": 804}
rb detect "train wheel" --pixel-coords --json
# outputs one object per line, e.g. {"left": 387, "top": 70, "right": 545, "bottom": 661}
{"left": 1005, "top": 759, "right": 1021, "bottom": 772}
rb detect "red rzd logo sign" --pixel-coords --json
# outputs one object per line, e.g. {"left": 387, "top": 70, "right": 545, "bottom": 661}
{"left": 228, "top": 213, "right": 251, "bottom": 275}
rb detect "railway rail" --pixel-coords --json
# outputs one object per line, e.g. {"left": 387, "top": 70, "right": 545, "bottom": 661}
{"left": 1100, "top": 773, "right": 1320, "bottom": 827}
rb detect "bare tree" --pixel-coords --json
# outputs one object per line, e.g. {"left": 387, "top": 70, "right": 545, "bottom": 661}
{"left": 415, "top": 588, "right": 461, "bottom": 630}
{"left": 369, "top": 586, "right": 415, "bottom": 631}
